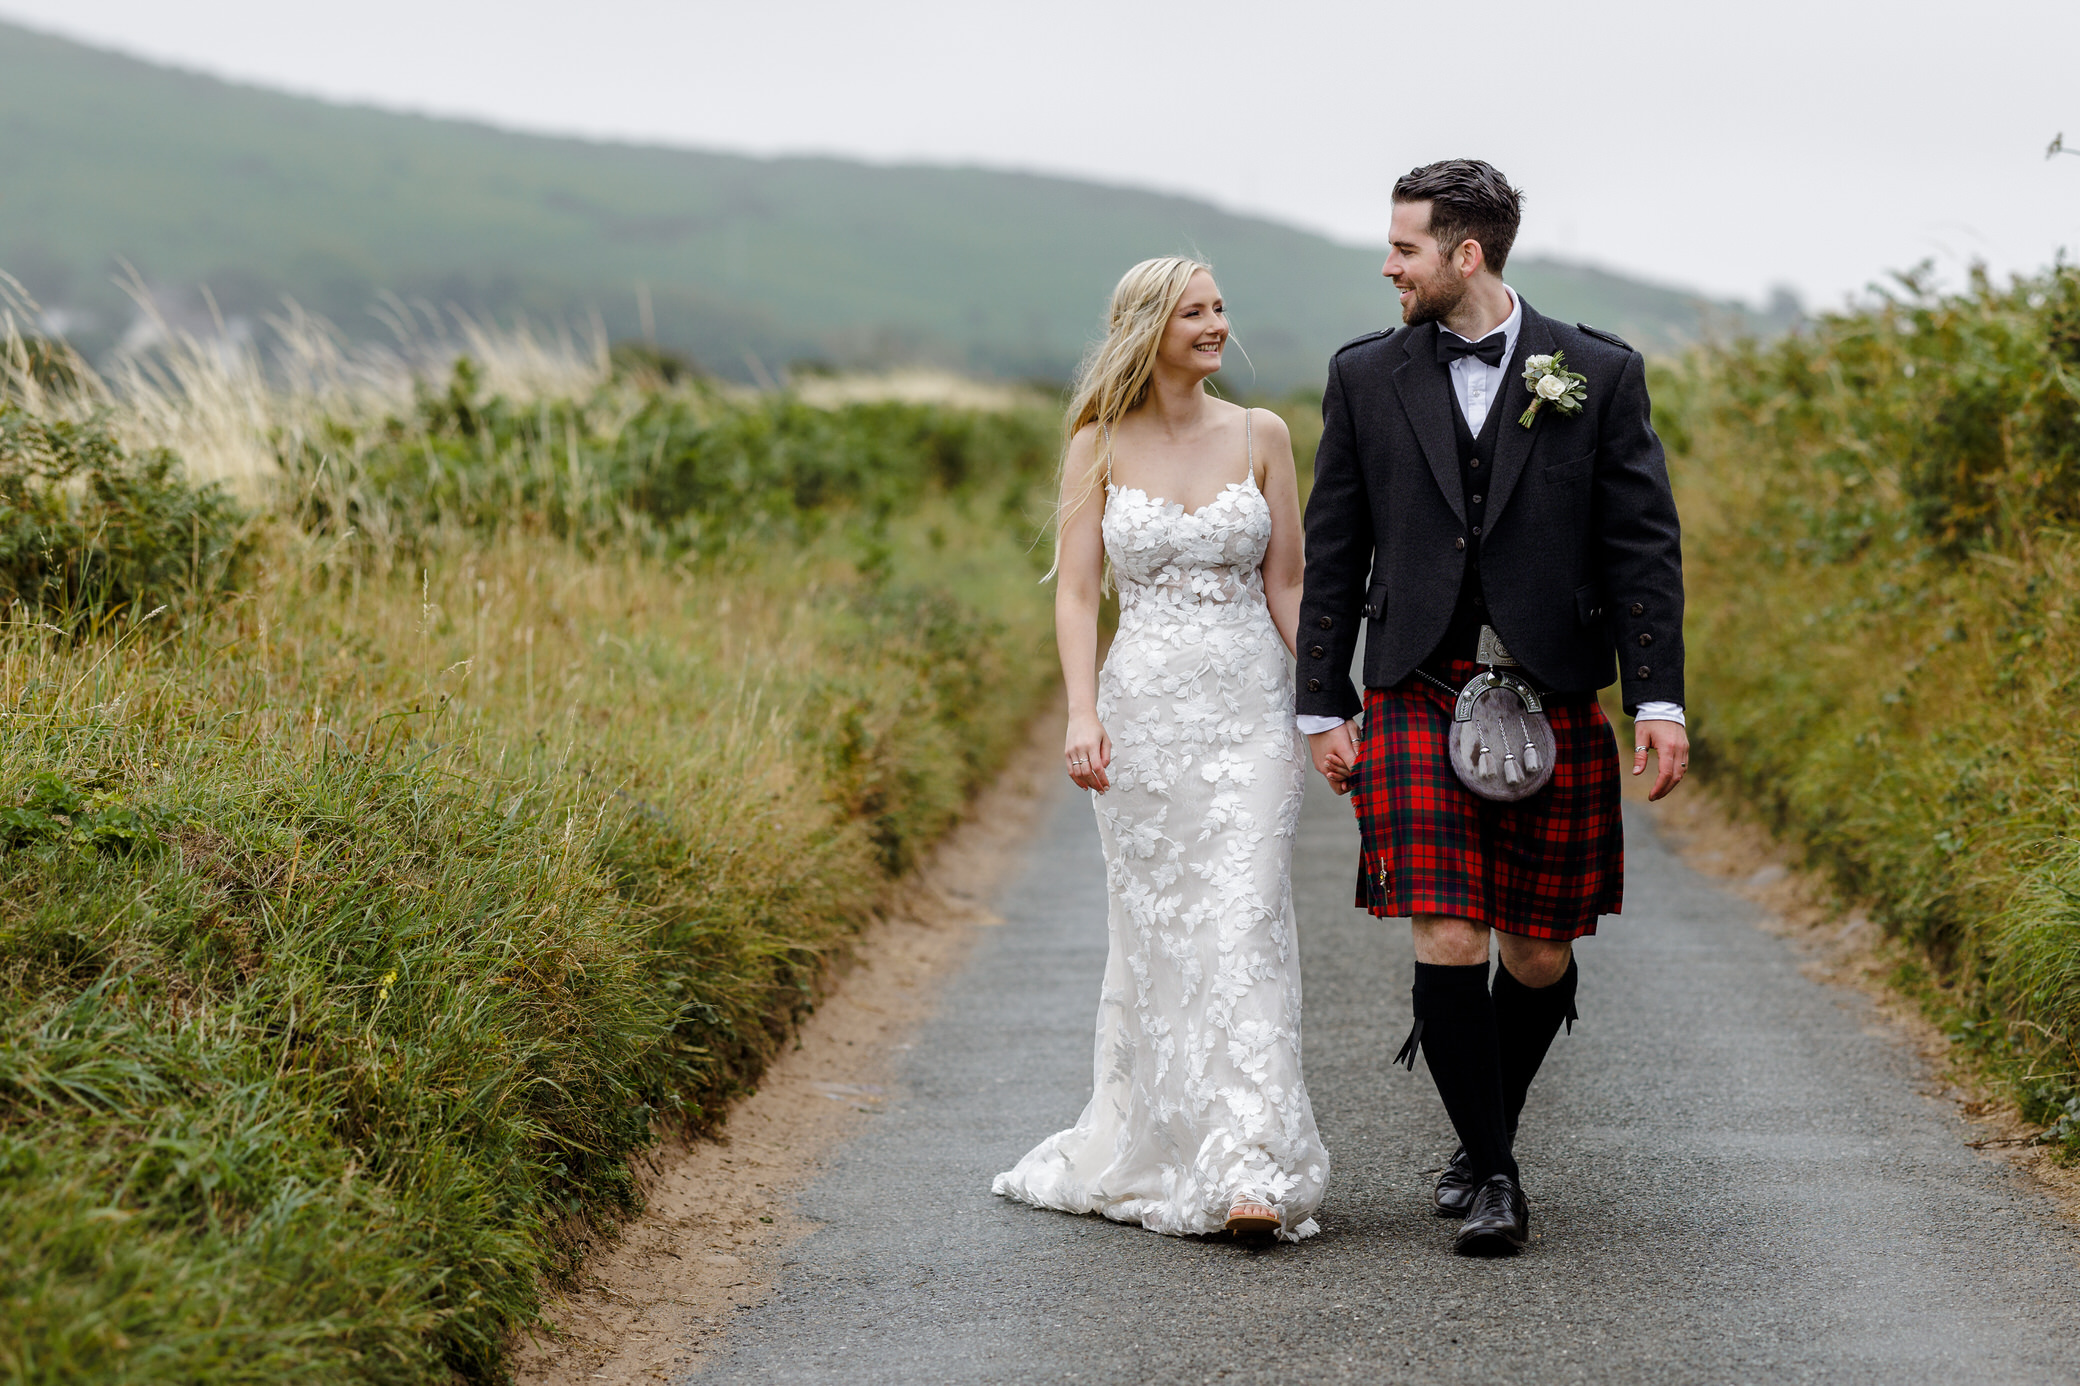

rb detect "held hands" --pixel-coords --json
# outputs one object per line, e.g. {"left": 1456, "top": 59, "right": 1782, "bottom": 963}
{"left": 1307, "top": 721, "right": 1361, "bottom": 796}
{"left": 1066, "top": 713, "right": 1113, "bottom": 793}
{"left": 1632, "top": 717, "right": 1690, "bottom": 801}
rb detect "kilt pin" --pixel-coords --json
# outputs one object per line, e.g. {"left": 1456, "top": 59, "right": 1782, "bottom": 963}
{"left": 1351, "top": 659, "right": 1624, "bottom": 941}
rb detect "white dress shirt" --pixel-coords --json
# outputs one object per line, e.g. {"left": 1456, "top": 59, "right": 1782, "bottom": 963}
{"left": 1297, "top": 287, "right": 1684, "bottom": 734}
{"left": 1447, "top": 287, "right": 1523, "bottom": 434}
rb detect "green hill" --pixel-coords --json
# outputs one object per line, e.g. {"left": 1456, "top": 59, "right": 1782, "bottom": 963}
{"left": 0, "top": 21, "right": 1795, "bottom": 390}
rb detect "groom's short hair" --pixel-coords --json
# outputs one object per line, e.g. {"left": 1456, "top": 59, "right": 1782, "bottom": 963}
{"left": 1392, "top": 160, "right": 1523, "bottom": 274}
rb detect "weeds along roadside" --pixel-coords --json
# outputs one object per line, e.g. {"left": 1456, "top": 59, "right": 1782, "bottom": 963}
{"left": 1662, "top": 261, "right": 2080, "bottom": 1156}
{"left": 0, "top": 325, "right": 1058, "bottom": 1382}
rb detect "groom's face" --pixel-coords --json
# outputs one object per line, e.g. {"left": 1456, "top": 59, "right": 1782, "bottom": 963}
{"left": 1383, "top": 200, "right": 1468, "bottom": 326}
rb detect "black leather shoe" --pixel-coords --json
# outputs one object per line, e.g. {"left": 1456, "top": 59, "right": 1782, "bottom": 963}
{"left": 1433, "top": 1147, "right": 1479, "bottom": 1218}
{"left": 1452, "top": 1174, "right": 1529, "bottom": 1256}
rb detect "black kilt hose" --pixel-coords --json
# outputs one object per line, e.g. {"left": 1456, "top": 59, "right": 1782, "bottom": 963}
{"left": 1349, "top": 659, "right": 1623, "bottom": 941}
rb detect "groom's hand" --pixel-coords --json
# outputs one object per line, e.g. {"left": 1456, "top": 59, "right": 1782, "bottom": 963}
{"left": 1307, "top": 722, "right": 1360, "bottom": 796}
{"left": 1632, "top": 718, "right": 1689, "bottom": 801}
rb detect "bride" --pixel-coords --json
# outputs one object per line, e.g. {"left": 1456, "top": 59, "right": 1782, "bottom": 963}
{"left": 992, "top": 257, "right": 1329, "bottom": 1240}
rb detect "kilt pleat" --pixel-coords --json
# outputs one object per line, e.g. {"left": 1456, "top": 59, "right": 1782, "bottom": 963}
{"left": 1350, "top": 658, "right": 1623, "bottom": 940}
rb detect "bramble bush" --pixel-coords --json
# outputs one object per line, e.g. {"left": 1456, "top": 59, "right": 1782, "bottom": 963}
{"left": 0, "top": 406, "right": 250, "bottom": 620}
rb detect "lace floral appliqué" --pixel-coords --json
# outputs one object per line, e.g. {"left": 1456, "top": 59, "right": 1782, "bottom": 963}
{"left": 992, "top": 476, "right": 1327, "bottom": 1240}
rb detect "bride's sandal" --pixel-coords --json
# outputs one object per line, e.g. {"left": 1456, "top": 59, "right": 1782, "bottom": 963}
{"left": 1225, "top": 1197, "right": 1281, "bottom": 1239}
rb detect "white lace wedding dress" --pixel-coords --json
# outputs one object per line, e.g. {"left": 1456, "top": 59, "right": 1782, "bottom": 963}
{"left": 993, "top": 435, "right": 1328, "bottom": 1241}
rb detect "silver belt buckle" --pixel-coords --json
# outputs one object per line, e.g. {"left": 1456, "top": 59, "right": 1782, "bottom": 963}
{"left": 1475, "top": 624, "right": 1520, "bottom": 667}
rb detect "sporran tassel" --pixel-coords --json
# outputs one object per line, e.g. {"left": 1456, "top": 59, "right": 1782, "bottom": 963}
{"left": 1503, "top": 753, "right": 1524, "bottom": 787}
{"left": 1477, "top": 743, "right": 1494, "bottom": 779}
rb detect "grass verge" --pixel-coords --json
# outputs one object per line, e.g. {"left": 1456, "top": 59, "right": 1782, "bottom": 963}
{"left": 0, "top": 338, "right": 1057, "bottom": 1381}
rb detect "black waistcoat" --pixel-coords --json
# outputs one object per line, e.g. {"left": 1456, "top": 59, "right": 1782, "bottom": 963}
{"left": 1424, "top": 379, "right": 1509, "bottom": 666}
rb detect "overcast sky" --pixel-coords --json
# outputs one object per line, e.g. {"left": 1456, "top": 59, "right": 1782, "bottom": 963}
{"left": 6, "top": 0, "right": 2076, "bottom": 308}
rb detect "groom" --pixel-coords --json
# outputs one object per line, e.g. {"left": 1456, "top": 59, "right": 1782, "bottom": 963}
{"left": 1296, "top": 159, "right": 1688, "bottom": 1255}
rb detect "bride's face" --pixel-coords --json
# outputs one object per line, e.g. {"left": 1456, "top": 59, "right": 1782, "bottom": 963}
{"left": 1156, "top": 271, "right": 1227, "bottom": 380}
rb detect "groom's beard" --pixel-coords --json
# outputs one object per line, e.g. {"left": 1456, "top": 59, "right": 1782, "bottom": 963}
{"left": 1397, "top": 267, "right": 1468, "bottom": 327}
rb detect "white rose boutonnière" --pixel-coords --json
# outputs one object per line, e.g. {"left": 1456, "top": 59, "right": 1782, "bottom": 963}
{"left": 1518, "top": 351, "right": 1588, "bottom": 428}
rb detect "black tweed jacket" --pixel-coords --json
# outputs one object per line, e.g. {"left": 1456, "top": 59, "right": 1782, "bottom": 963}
{"left": 1296, "top": 299, "right": 1684, "bottom": 718}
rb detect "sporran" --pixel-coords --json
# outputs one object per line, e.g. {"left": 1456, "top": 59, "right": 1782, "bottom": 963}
{"left": 1421, "top": 628, "right": 1556, "bottom": 803}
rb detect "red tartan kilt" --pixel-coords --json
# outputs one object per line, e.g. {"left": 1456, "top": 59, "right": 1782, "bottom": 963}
{"left": 1350, "top": 659, "right": 1623, "bottom": 940}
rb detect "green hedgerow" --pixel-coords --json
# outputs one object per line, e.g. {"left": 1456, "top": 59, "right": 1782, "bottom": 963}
{"left": 1667, "top": 261, "right": 2080, "bottom": 1156}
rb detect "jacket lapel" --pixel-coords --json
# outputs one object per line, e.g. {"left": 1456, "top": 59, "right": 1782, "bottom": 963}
{"left": 1388, "top": 323, "right": 1464, "bottom": 524}
{"left": 1481, "top": 302, "right": 1556, "bottom": 528}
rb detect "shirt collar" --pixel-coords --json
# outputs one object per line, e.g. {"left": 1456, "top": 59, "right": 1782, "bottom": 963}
{"left": 1440, "top": 286, "right": 1521, "bottom": 364}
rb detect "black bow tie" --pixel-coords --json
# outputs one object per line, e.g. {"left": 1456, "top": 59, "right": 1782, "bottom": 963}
{"left": 1436, "top": 330, "right": 1507, "bottom": 368}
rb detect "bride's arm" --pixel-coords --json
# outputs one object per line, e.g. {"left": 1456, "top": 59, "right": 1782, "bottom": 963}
{"left": 1056, "top": 427, "right": 1112, "bottom": 793}
{"left": 1254, "top": 409, "right": 1305, "bottom": 659}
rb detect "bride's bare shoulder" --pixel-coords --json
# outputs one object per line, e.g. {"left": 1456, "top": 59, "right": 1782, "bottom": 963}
{"left": 1220, "top": 400, "right": 1291, "bottom": 448}
{"left": 1246, "top": 405, "right": 1293, "bottom": 445}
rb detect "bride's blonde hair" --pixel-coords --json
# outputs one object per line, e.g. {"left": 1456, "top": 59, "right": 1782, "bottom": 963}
{"left": 1047, "top": 256, "right": 1212, "bottom": 578}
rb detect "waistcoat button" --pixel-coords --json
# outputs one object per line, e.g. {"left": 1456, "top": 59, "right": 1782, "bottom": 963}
{"left": 1310, "top": 645, "right": 1325, "bottom": 659}
{"left": 1630, "top": 602, "right": 1645, "bottom": 617}
{"left": 1317, "top": 616, "right": 1333, "bottom": 630}
{"left": 1306, "top": 678, "right": 1322, "bottom": 693}
{"left": 1636, "top": 665, "right": 1651, "bottom": 679}
{"left": 1638, "top": 632, "right": 1654, "bottom": 647}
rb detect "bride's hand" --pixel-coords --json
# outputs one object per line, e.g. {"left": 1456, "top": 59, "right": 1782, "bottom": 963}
{"left": 1307, "top": 721, "right": 1360, "bottom": 796}
{"left": 1065, "top": 715, "right": 1112, "bottom": 793}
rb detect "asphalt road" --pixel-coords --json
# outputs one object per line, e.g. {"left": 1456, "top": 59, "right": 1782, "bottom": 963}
{"left": 689, "top": 771, "right": 2080, "bottom": 1385}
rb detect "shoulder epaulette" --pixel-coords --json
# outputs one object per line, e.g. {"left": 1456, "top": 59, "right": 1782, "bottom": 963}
{"left": 1333, "top": 328, "right": 1393, "bottom": 356}
{"left": 1576, "top": 323, "right": 1634, "bottom": 351}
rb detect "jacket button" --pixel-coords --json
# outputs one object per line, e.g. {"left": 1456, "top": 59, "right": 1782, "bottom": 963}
{"left": 1307, "top": 678, "right": 1322, "bottom": 693}
{"left": 1310, "top": 645, "right": 1325, "bottom": 659}
{"left": 1636, "top": 665, "right": 1651, "bottom": 679}
{"left": 1317, "top": 616, "right": 1333, "bottom": 630}
{"left": 1630, "top": 602, "right": 1645, "bottom": 617}
{"left": 1637, "top": 632, "right": 1654, "bottom": 647}
{"left": 1454, "top": 537, "right": 1467, "bottom": 551}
